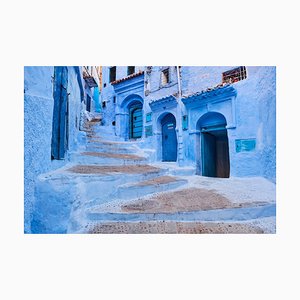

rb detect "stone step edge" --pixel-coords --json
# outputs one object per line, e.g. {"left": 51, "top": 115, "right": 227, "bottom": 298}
{"left": 87, "top": 203, "right": 276, "bottom": 223}
{"left": 117, "top": 176, "right": 188, "bottom": 189}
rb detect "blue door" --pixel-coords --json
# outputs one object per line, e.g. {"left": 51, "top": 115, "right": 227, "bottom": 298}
{"left": 130, "top": 105, "right": 143, "bottom": 139}
{"left": 51, "top": 66, "right": 69, "bottom": 160}
{"left": 162, "top": 114, "right": 177, "bottom": 162}
{"left": 202, "top": 132, "right": 216, "bottom": 177}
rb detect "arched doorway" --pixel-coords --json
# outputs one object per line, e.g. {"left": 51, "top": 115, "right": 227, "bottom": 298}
{"left": 129, "top": 102, "right": 143, "bottom": 139}
{"left": 197, "top": 112, "right": 230, "bottom": 178}
{"left": 161, "top": 113, "right": 177, "bottom": 162}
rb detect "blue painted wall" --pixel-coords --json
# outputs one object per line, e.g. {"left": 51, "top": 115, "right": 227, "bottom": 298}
{"left": 100, "top": 66, "right": 144, "bottom": 128}
{"left": 101, "top": 66, "right": 276, "bottom": 181}
{"left": 180, "top": 66, "right": 276, "bottom": 180}
{"left": 24, "top": 66, "right": 85, "bottom": 233}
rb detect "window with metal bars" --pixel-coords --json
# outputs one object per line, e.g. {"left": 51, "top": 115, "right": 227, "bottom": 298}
{"left": 222, "top": 66, "right": 247, "bottom": 84}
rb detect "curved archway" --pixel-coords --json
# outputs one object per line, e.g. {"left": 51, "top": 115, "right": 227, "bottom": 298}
{"left": 120, "top": 94, "right": 143, "bottom": 109}
{"left": 159, "top": 113, "right": 177, "bottom": 162}
{"left": 128, "top": 101, "right": 143, "bottom": 139}
{"left": 197, "top": 111, "right": 227, "bottom": 130}
{"left": 119, "top": 94, "right": 144, "bottom": 140}
{"left": 196, "top": 112, "right": 230, "bottom": 178}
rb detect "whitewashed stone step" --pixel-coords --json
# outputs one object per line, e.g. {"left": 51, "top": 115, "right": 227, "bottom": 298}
{"left": 86, "top": 204, "right": 276, "bottom": 224}
{"left": 34, "top": 164, "right": 169, "bottom": 233}
{"left": 85, "top": 143, "right": 140, "bottom": 154}
{"left": 116, "top": 176, "right": 188, "bottom": 200}
{"left": 69, "top": 151, "right": 148, "bottom": 165}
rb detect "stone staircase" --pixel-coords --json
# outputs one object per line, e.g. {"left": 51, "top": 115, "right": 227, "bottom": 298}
{"left": 32, "top": 120, "right": 275, "bottom": 234}
{"left": 32, "top": 120, "right": 192, "bottom": 233}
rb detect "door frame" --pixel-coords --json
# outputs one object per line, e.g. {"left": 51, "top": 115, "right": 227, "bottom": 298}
{"left": 129, "top": 102, "right": 143, "bottom": 139}
{"left": 161, "top": 113, "right": 178, "bottom": 162}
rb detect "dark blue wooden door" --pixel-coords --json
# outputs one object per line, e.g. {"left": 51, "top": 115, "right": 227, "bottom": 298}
{"left": 131, "top": 106, "right": 143, "bottom": 139}
{"left": 162, "top": 114, "right": 177, "bottom": 162}
{"left": 51, "top": 66, "right": 69, "bottom": 160}
{"left": 202, "top": 132, "right": 216, "bottom": 177}
{"left": 201, "top": 129, "right": 230, "bottom": 178}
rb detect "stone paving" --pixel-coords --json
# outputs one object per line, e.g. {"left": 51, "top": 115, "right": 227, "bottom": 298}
{"left": 66, "top": 164, "right": 161, "bottom": 175}
{"left": 81, "top": 151, "right": 145, "bottom": 160}
{"left": 87, "top": 220, "right": 264, "bottom": 234}
{"left": 132, "top": 176, "right": 181, "bottom": 187}
{"left": 39, "top": 119, "right": 276, "bottom": 234}
{"left": 120, "top": 188, "right": 267, "bottom": 213}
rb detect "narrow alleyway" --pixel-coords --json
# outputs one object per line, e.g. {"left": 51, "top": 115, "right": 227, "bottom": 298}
{"left": 33, "top": 119, "right": 276, "bottom": 234}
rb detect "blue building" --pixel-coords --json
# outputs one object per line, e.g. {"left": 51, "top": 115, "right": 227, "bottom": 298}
{"left": 100, "top": 66, "right": 276, "bottom": 181}
{"left": 24, "top": 65, "right": 276, "bottom": 233}
{"left": 24, "top": 66, "right": 101, "bottom": 233}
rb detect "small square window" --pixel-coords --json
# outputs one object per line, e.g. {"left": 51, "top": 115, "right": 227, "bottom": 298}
{"left": 161, "top": 68, "right": 170, "bottom": 85}
{"left": 127, "top": 66, "right": 135, "bottom": 75}
{"left": 109, "top": 66, "right": 116, "bottom": 83}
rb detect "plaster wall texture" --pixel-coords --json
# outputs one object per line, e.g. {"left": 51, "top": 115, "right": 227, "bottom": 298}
{"left": 179, "top": 66, "right": 276, "bottom": 180}
{"left": 100, "top": 66, "right": 145, "bottom": 128}
{"left": 100, "top": 67, "right": 116, "bottom": 127}
{"left": 24, "top": 66, "right": 84, "bottom": 233}
{"left": 98, "top": 66, "right": 276, "bottom": 181}
{"left": 146, "top": 66, "right": 179, "bottom": 102}
{"left": 114, "top": 78, "right": 144, "bottom": 140}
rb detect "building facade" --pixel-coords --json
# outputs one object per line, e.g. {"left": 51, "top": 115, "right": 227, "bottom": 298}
{"left": 100, "top": 66, "right": 276, "bottom": 182}
{"left": 24, "top": 66, "right": 100, "bottom": 233}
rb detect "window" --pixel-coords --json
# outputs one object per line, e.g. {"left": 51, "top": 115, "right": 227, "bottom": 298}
{"left": 109, "top": 66, "right": 116, "bottom": 83}
{"left": 102, "top": 101, "right": 106, "bottom": 108}
{"left": 222, "top": 66, "right": 247, "bottom": 84}
{"left": 127, "top": 66, "right": 135, "bottom": 75}
{"left": 161, "top": 68, "right": 170, "bottom": 85}
{"left": 113, "top": 96, "right": 116, "bottom": 104}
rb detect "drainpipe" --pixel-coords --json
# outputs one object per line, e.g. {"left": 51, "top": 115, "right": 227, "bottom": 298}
{"left": 176, "top": 66, "right": 182, "bottom": 97}
{"left": 176, "top": 66, "right": 184, "bottom": 166}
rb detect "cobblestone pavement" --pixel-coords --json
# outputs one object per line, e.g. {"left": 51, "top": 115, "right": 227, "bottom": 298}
{"left": 120, "top": 188, "right": 267, "bottom": 213}
{"left": 81, "top": 151, "right": 145, "bottom": 160}
{"left": 66, "top": 164, "right": 161, "bottom": 174}
{"left": 88, "top": 221, "right": 264, "bottom": 234}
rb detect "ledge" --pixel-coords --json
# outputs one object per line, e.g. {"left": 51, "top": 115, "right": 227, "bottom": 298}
{"left": 182, "top": 84, "right": 237, "bottom": 107}
{"left": 149, "top": 95, "right": 177, "bottom": 111}
{"left": 111, "top": 71, "right": 144, "bottom": 85}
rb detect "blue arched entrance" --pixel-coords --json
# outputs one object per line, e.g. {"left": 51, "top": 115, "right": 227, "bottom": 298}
{"left": 129, "top": 102, "right": 143, "bottom": 139}
{"left": 118, "top": 94, "right": 144, "bottom": 140}
{"left": 197, "top": 112, "right": 230, "bottom": 178}
{"left": 161, "top": 113, "right": 177, "bottom": 162}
